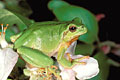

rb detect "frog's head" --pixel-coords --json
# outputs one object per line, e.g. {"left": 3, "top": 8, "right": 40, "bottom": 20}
{"left": 63, "top": 18, "right": 87, "bottom": 42}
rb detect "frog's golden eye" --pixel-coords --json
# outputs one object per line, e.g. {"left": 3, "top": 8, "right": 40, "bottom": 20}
{"left": 69, "top": 26, "right": 77, "bottom": 32}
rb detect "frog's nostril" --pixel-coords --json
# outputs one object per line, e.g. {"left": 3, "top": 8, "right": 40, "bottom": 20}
{"left": 81, "top": 25, "right": 84, "bottom": 28}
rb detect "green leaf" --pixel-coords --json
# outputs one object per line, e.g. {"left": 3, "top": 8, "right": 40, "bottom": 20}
{"left": 107, "top": 59, "right": 120, "bottom": 67}
{"left": 7, "top": 79, "right": 12, "bottom": 80}
{"left": 0, "top": 9, "right": 31, "bottom": 42}
{"left": 100, "top": 40, "right": 116, "bottom": 47}
{"left": 75, "top": 43, "right": 95, "bottom": 56}
{"left": 13, "top": 12, "right": 34, "bottom": 28}
{"left": 88, "top": 74, "right": 99, "bottom": 80}
{"left": 0, "top": 9, "right": 28, "bottom": 30}
{"left": 5, "top": 29, "right": 15, "bottom": 42}
{"left": 92, "top": 51, "right": 110, "bottom": 80}
{"left": 0, "top": 1, "right": 5, "bottom": 9}
{"left": 16, "top": 58, "right": 25, "bottom": 67}
{"left": 48, "top": 0, "right": 98, "bottom": 44}
{"left": 4, "top": 0, "right": 32, "bottom": 17}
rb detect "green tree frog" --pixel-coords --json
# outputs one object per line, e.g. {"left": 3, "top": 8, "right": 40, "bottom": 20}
{"left": 10, "top": 18, "right": 87, "bottom": 78}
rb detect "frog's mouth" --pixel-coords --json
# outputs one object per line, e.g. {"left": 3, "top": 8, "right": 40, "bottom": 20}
{"left": 67, "top": 35, "right": 80, "bottom": 47}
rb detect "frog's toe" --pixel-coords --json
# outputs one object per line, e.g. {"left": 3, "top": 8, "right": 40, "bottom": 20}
{"left": 72, "top": 56, "right": 90, "bottom": 66}
{"left": 51, "top": 65, "right": 58, "bottom": 70}
{"left": 73, "top": 56, "right": 90, "bottom": 62}
{"left": 66, "top": 53, "right": 73, "bottom": 62}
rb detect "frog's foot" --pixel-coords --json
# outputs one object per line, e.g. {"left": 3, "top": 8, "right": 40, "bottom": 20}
{"left": 51, "top": 65, "right": 58, "bottom": 70}
{"left": 66, "top": 53, "right": 72, "bottom": 62}
{"left": 66, "top": 53, "right": 89, "bottom": 64}
{"left": 28, "top": 67, "right": 52, "bottom": 80}
{"left": 0, "top": 24, "right": 9, "bottom": 48}
{"left": 37, "top": 68, "right": 46, "bottom": 77}
{"left": 38, "top": 67, "right": 52, "bottom": 79}
{"left": 71, "top": 56, "right": 90, "bottom": 66}
{"left": 34, "top": 66, "right": 61, "bottom": 80}
{"left": 49, "top": 65, "right": 62, "bottom": 80}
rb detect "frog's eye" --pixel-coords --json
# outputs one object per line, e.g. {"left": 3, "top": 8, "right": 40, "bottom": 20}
{"left": 69, "top": 26, "right": 77, "bottom": 32}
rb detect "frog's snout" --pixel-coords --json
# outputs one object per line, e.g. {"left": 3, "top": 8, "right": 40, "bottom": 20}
{"left": 83, "top": 26, "right": 87, "bottom": 34}
{"left": 78, "top": 25, "right": 87, "bottom": 35}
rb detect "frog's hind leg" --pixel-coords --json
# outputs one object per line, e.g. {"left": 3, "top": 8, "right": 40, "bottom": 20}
{"left": 17, "top": 46, "right": 54, "bottom": 68}
{"left": 17, "top": 46, "right": 62, "bottom": 79}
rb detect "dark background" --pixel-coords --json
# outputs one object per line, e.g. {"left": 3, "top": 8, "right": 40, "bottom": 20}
{"left": 26, "top": 0, "right": 119, "bottom": 80}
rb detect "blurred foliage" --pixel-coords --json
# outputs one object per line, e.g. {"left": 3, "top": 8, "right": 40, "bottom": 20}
{"left": 75, "top": 43, "right": 95, "bottom": 55}
{"left": 93, "top": 51, "right": 110, "bottom": 80}
{"left": 0, "top": 1, "right": 5, "bottom": 8}
{"left": 16, "top": 58, "right": 25, "bottom": 67}
{"left": 2, "top": 0, "right": 32, "bottom": 17}
{"left": 9, "top": 66, "right": 29, "bottom": 80}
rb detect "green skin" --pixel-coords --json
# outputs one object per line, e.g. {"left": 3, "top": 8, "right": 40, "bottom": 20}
{"left": 11, "top": 18, "right": 87, "bottom": 69}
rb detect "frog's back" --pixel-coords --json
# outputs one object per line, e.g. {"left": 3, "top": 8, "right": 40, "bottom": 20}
{"left": 14, "top": 22, "right": 67, "bottom": 55}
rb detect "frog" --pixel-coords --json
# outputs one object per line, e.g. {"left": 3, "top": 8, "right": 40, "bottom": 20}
{"left": 10, "top": 17, "right": 87, "bottom": 79}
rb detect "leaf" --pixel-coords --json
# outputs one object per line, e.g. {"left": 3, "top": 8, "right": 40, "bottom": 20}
{"left": 7, "top": 79, "right": 12, "bottom": 80}
{"left": 107, "top": 59, "right": 120, "bottom": 67}
{"left": 16, "top": 58, "right": 25, "bottom": 67}
{"left": 75, "top": 43, "right": 95, "bottom": 56}
{"left": 88, "top": 74, "right": 99, "bottom": 80}
{"left": 3, "top": 0, "right": 32, "bottom": 17}
{"left": 0, "top": 1, "right": 5, "bottom": 9}
{"left": 0, "top": 9, "right": 27, "bottom": 30}
{"left": 0, "top": 9, "right": 32, "bottom": 42}
{"left": 92, "top": 51, "right": 110, "bottom": 80}
{"left": 100, "top": 41, "right": 116, "bottom": 47}
{"left": 48, "top": 0, "right": 98, "bottom": 44}
{"left": 5, "top": 29, "right": 15, "bottom": 42}
{"left": 13, "top": 12, "right": 34, "bottom": 28}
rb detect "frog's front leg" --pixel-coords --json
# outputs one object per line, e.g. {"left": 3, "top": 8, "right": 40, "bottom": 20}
{"left": 57, "top": 45, "right": 89, "bottom": 69}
